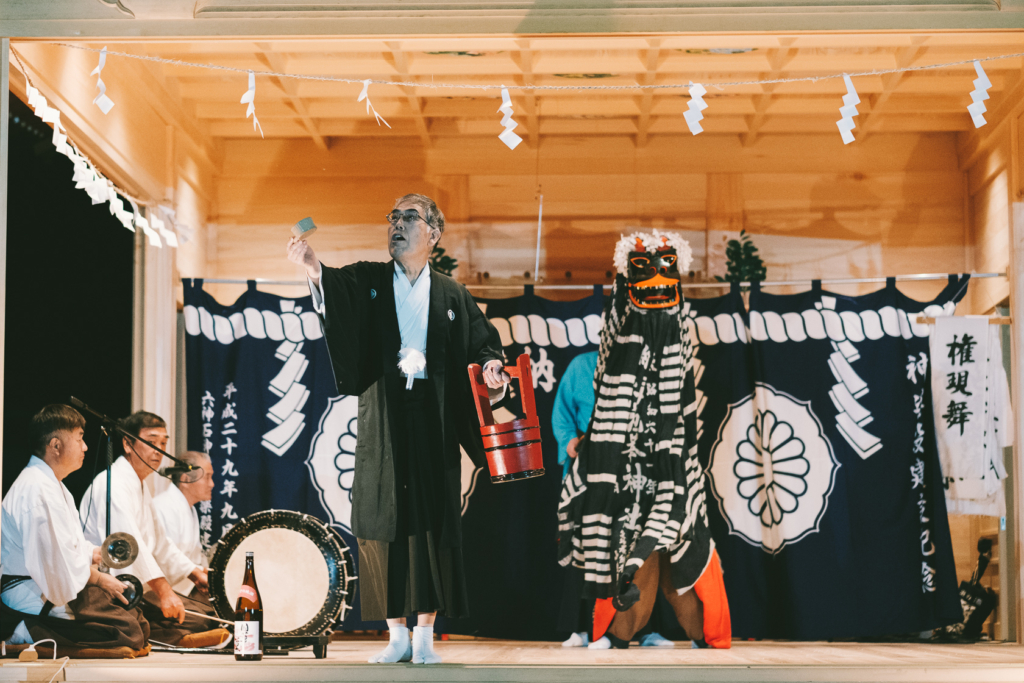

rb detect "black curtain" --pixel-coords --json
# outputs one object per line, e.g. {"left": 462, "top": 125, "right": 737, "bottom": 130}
{"left": 3, "top": 93, "right": 134, "bottom": 502}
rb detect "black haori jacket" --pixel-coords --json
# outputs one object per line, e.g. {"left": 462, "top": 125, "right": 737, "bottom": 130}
{"left": 315, "top": 260, "right": 504, "bottom": 548}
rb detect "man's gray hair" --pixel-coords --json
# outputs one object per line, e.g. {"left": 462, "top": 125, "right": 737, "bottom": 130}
{"left": 394, "top": 194, "right": 445, "bottom": 237}
{"left": 174, "top": 450, "right": 211, "bottom": 488}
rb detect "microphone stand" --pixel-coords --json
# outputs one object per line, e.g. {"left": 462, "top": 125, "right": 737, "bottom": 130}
{"left": 70, "top": 397, "right": 198, "bottom": 610}
{"left": 70, "top": 396, "right": 200, "bottom": 535}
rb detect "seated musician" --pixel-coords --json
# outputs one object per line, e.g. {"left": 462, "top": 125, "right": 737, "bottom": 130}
{"left": 1, "top": 405, "right": 148, "bottom": 653}
{"left": 79, "top": 411, "right": 227, "bottom": 648}
{"left": 153, "top": 451, "right": 214, "bottom": 596}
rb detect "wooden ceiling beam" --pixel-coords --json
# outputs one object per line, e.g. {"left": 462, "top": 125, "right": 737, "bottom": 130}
{"left": 255, "top": 45, "right": 329, "bottom": 151}
{"left": 742, "top": 44, "right": 798, "bottom": 147}
{"left": 513, "top": 39, "right": 539, "bottom": 148}
{"left": 859, "top": 42, "right": 930, "bottom": 142}
{"left": 386, "top": 44, "right": 432, "bottom": 147}
{"left": 636, "top": 39, "right": 663, "bottom": 149}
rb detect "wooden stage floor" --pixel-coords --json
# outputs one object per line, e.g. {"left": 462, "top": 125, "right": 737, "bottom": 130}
{"left": 3, "top": 640, "right": 1024, "bottom": 683}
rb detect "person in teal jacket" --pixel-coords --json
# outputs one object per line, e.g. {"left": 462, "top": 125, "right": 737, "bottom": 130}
{"left": 551, "top": 352, "right": 598, "bottom": 480}
{"left": 552, "top": 351, "right": 674, "bottom": 649}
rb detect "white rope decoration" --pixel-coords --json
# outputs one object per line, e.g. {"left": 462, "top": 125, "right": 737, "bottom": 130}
{"left": 497, "top": 86, "right": 523, "bottom": 150}
{"left": 12, "top": 48, "right": 183, "bottom": 248}
{"left": 968, "top": 61, "right": 992, "bottom": 128}
{"left": 683, "top": 82, "right": 708, "bottom": 135}
{"left": 357, "top": 79, "right": 391, "bottom": 128}
{"left": 836, "top": 74, "right": 860, "bottom": 145}
{"left": 53, "top": 42, "right": 1024, "bottom": 93}
{"left": 90, "top": 46, "right": 115, "bottom": 114}
{"left": 240, "top": 70, "right": 264, "bottom": 138}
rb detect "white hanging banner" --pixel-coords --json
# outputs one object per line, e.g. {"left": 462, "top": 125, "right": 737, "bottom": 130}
{"left": 929, "top": 316, "right": 1012, "bottom": 515}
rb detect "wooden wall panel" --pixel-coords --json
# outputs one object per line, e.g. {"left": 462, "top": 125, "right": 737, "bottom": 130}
{"left": 206, "top": 132, "right": 969, "bottom": 306}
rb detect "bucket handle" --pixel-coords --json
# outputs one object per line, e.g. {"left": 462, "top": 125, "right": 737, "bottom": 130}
{"left": 467, "top": 353, "right": 537, "bottom": 428}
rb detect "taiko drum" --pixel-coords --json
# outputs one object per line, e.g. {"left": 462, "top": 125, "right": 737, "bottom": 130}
{"left": 467, "top": 353, "right": 545, "bottom": 483}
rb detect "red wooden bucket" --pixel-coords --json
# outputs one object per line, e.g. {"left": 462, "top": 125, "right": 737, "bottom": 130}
{"left": 467, "top": 354, "right": 545, "bottom": 483}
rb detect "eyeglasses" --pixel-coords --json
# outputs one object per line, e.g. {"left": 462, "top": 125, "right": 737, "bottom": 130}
{"left": 386, "top": 210, "right": 429, "bottom": 227}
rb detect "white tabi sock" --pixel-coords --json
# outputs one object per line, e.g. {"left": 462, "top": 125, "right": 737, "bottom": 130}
{"left": 368, "top": 625, "right": 411, "bottom": 663}
{"left": 412, "top": 625, "right": 442, "bottom": 664}
{"left": 587, "top": 635, "right": 611, "bottom": 650}
{"left": 562, "top": 632, "right": 589, "bottom": 647}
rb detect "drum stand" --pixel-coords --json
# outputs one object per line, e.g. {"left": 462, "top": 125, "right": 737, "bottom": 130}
{"left": 263, "top": 634, "right": 332, "bottom": 659}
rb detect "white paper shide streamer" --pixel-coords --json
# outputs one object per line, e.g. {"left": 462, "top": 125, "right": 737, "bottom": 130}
{"left": 90, "top": 46, "right": 115, "bottom": 114}
{"left": 358, "top": 79, "right": 391, "bottom": 128}
{"left": 240, "top": 70, "right": 264, "bottom": 138}
{"left": 398, "top": 348, "right": 427, "bottom": 390}
{"left": 130, "top": 199, "right": 163, "bottom": 248}
{"left": 968, "top": 60, "right": 992, "bottom": 128}
{"left": 836, "top": 74, "right": 860, "bottom": 145}
{"left": 20, "top": 67, "right": 181, "bottom": 246}
{"left": 497, "top": 86, "right": 523, "bottom": 150}
{"left": 683, "top": 82, "right": 708, "bottom": 135}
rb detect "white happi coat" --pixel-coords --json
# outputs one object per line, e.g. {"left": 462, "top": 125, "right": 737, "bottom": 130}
{"left": 152, "top": 485, "right": 207, "bottom": 594}
{"left": 79, "top": 456, "right": 197, "bottom": 588}
{"left": 1, "top": 456, "right": 95, "bottom": 619}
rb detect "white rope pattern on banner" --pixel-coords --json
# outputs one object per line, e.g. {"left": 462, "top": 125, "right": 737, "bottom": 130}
{"left": 53, "top": 42, "right": 1024, "bottom": 93}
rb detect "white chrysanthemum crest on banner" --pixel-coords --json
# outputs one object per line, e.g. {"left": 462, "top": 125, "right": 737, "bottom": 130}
{"left": 90, "top": 46, "right": 115, "bottom": 114}
{"left": 497, "top": 86, "right": 523, "bottom": 150}
{"left": 836, "top": 74, "right": 860, "bottom": 145}
{"left": 240, "top": 70, "right": 264, "bottom": 138}
{"left": 612, "top": 229, "right": 694, "bottom": 276}
{"left": 683, "top": 82, "right": 708, "bottom": 136}
{"left": 967, "top": 60, "right": 991, "bottom": 128}
{"left": 358, "top": 79, "right": 391, "bottom": 128}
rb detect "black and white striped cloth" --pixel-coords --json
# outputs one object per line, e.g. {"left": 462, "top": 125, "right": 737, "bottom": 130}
{"left": 557, "top": 278, "right": 714, "bottom": 599}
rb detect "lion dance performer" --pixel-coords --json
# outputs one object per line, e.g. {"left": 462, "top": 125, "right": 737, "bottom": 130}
{"left": 557, "top": 230, "right": 730, "bottom": 650}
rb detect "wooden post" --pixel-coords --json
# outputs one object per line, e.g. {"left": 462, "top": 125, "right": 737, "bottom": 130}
{"left": 705, "top": 173, "right": 744, "bottom": 279}
{"left": 1010, "top": 201, "right": 1024, "bottom": 643}
{"left": 1, "top": 38, "right": 10, "bottom": 504}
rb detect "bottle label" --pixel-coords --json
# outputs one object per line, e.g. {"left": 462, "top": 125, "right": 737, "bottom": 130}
{"left": 235, "top": 621, "right": 260, "bottom": 655}
{"left": 238, "top": 585, "right": 257, "bottom": 602}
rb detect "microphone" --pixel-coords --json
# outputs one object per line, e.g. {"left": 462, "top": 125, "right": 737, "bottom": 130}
{"left": 164, "top": 466, "right": 204, "bottom": 485}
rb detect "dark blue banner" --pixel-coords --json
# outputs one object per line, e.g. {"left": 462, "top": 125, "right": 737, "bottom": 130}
{"left": 183, "top": 279, "right": 371, "bottom": 628}
{"left": 689, "top": 278, "right": 967, "bottom": 639}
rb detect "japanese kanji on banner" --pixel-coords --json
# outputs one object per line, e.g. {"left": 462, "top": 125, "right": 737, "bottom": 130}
{"left": 929, "top": 316, "right": 1013, "bottom": 517}
{"left": 438, "top": 285, "right": 604, "bottom": 640}
{"left": 689, "top": 277, "right": 967, "bottom": 639}
{"left": 182, "top": 279, "right": 372, "bottom": 628}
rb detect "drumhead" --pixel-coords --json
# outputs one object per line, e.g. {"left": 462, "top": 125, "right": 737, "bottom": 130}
{"left": 209, "top": 510, "right": 355, "bottom": 636}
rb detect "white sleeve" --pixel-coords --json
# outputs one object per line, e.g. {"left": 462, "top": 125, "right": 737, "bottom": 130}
{"left": 108, "top": 478, "right": 166, "bottom": 585}
{"left": 148, "top": 513, "right": 198, "bottom": 589}
{"left": 152, "top": 496, "right": 183, "bottom": 550}
{"left": 308, "top": 266, "right": 326, "bottom": 315}
{"left": 23, "top": 500, "right": 92, "bottom": 606}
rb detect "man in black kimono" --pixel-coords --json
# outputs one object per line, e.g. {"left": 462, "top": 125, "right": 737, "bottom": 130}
{"left": 287, "top": 194, "right": 508, "bottom": 665}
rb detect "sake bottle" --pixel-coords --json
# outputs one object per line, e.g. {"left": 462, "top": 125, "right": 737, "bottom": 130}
{"left": 234, "top": 551, "right": 263, "bottom": 661}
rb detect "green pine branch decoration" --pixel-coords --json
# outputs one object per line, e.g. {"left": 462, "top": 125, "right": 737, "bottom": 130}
{"left": 715, "top": 230, "right": 767, "bottom": 283}
{"left": 430, "top": 246, "right": 459, "bottom": 276}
